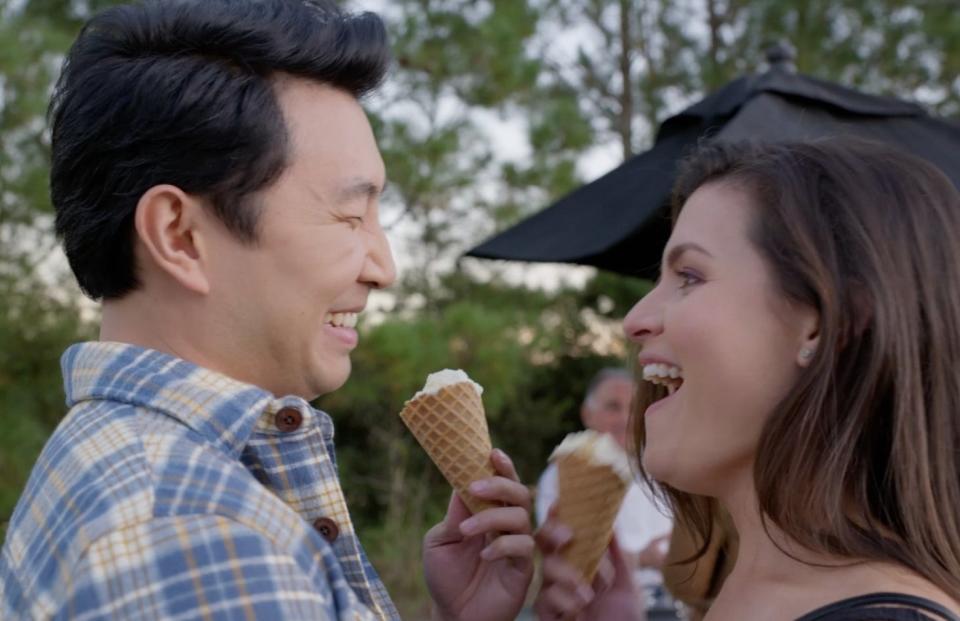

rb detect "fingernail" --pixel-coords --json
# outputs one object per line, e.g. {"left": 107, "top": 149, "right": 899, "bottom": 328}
{"left": 460, "top": 518, "right": 477, "bottom": 535}
{"left": 480, "top": 546, "right": 494, "bottom": 560}
{"left": 469, "top": 480, "right": 489, "bottom": 494}
{"left": 493, "top": 448, "right": 511, "bottom": 464}
{"left": 555, "top": 525, "right": 574, "bottom": 543}
{"left": 577, "top": 585, "right": 594, "bottom": 603}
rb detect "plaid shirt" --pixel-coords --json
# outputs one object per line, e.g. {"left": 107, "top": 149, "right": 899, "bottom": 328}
{"left": 0, "top": 341, "right": 400, "bottom": 620}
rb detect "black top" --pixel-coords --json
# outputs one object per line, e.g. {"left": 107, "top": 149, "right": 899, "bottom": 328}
{"left": 797, "top": 593, "right": 960, "bottom": 621}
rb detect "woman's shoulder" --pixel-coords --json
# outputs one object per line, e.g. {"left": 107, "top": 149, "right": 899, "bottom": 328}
{"left": 796, "top": 592, "right": 960, "bottom": 621}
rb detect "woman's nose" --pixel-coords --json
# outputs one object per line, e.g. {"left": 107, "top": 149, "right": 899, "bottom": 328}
{"left": 622, "top": 285, "right": 665, "bottom": 344}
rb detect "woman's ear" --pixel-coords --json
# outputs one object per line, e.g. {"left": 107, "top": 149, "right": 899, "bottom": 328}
{"left": 133, "top": 184, "right": 211, "bottom": 295}
{"left": 797, "top": 307, "right": 821, "bottom": 368}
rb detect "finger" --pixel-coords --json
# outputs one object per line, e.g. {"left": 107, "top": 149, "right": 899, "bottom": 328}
{"left": 534, "top": 586, "right": 588, "bottom": 621}
{"left": 468, "top": 476, "right": 531, "bottom": 511}
{"left": 490, "top": 448, "right": 520, "bottom": 482}
{"left": 460, "top": 506, "right": 530, "bottom": 537}
{"left": 592, "top": 553, "right": 615, "bottom": 595}
{"left": 424, "top": 492, "right": 469, "bottom": 547}
{"left": 541, "top": 554, "right": 591, "bottom": 595}
{"left": 480, "top": 533, "right": 535, "bottom": 562}
{"left": 535, "top": 572, "right": 594, "bottom": 621}
{"left": 605, "top": 536, "right": 637, "bottom": 591}
{"left": 443, "top": 490, "right": 472, "bottom": 526}
{"left": 547, "top": 500, "right": 559, "bottom": 520}
{"left": 534, "top": 519, "right": 573, "bottom": 554}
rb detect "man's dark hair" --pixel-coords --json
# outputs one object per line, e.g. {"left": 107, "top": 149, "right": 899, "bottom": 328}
{"left": 50, "top": 0, "right": 390, "bottom": 300}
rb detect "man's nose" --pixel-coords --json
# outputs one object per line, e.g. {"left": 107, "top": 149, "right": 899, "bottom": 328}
{"left": 362, "top": 224, "right": 397, "bottom": 290}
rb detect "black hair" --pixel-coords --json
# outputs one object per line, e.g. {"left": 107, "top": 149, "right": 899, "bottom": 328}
{"left": 50, "top": 0, "right": 390, "bottom": 299}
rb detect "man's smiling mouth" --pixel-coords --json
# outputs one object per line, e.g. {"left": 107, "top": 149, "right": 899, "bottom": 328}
{"left": 323, "top": 312, "right": 358, "bottom": 328}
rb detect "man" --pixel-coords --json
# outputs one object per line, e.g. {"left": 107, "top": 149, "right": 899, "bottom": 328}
{"left": 536, "top": 368, "right": 673, "bottom": 606}
{"left": 0, "top": 2, "right": 533, "bottom": 619}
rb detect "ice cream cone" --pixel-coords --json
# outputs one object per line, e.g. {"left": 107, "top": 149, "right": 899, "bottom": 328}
{"left": 400, "top": 380, "right": 497, "bottom": 514}
{"left": 552, "top": 431, "right": 630, "bottom": 582}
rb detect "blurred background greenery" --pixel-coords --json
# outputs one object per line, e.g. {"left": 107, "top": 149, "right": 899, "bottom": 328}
{"left": 1, "top": 0, "right": 958, "bottom": 617}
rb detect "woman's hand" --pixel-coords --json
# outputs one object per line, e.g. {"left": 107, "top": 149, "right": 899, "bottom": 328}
{"left": 534, "top": 516, "right": 645, "bottom": 621}
{"left": 423, "top": 449, "right": 535, "bottom": 621}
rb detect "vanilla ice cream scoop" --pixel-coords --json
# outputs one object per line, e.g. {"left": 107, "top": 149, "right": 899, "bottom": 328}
{"left": 413, "top": 368, "right": 483, "bottom": 400}
{"left": 551, "top": 430, "right": 632, "bottom": 484}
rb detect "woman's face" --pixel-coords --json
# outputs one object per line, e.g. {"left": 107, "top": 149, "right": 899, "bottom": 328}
{"left": 623, "top": 180, "right": 818, "bottom": 496}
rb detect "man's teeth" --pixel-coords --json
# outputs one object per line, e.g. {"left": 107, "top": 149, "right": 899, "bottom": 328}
{"left": 324, "top": 312, "right": 358, "bottom": 328}
{"left": 642, "top": 363, "right": 684, "bottom": 394}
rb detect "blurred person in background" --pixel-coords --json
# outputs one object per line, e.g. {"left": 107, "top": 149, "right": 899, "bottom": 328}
{"left": 0, "top": 2, "right": 535, "bottom": 620}
{"left": 536, "top": 368, "right": 673, "bottom": 615}
{"left": 534, "top": 138, "right": 960, "bottom": 621}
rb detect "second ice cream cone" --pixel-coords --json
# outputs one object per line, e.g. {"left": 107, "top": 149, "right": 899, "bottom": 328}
{"left": 553, "top": 431, "right": 630, "bottom": 582}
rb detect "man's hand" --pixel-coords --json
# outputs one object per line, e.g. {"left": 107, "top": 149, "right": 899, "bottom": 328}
{"left": 423, "top": 449, "right": 534, "bottom": 621}
{"left": 534, "top": 516, "right": 644, "bottom": 621}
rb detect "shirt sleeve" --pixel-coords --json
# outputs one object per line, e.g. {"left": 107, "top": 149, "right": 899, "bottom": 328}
{"left": 535, "top": 463, "right": 559, "bottom": 526}
{"left": 55, "top": 515, "right": 353, "bottom": 621}
{"left": 614, "top": 482, "right": 673, "bottom": 553}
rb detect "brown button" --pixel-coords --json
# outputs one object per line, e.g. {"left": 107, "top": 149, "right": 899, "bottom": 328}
{"left": 313, "top": 517, "right": 340, "bottom": 543}
{"left": 274, "top": 407, "right": 303, "bottom": 432}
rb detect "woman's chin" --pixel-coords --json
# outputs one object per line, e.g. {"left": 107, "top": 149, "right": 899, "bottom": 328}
{"left": 641, "top": 450, "right": 674, "bottom": 484}
{"left": 642, "top": 452, "right": 714, "bottom": 495}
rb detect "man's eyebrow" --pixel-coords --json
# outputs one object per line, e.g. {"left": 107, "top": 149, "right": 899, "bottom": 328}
{"left": 335, "top": 178, "right": 387, "bottom": 203}
{"left": 663, "top": 242, "right": 713, "bottom": 269}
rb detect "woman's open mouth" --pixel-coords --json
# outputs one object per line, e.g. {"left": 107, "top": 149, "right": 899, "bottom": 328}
{"left": 642, "top": 363, "right": 684, "bottom": 396}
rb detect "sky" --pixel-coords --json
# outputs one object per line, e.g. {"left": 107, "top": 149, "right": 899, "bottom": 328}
{"left": 353, "top": 0, "right": 625, "bottom": 302}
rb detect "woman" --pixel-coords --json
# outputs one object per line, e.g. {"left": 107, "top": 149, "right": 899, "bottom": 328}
{"left": 535, "top": 138, "right": 960, "bottom": 620}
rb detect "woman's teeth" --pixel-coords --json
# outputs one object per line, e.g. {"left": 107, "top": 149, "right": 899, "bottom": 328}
{"left": 642, "top": 363, "right": 684, "bottom": 395}
{"left": 324, "top": 312, "right": 358, "bottom": 328}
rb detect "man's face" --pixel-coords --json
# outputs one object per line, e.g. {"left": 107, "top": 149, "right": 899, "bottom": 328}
{"left": 202, "top": 79, "right": 396, "bottom": 398}
{"left": 581, "top": 376, "right": 635, "bottom": 448}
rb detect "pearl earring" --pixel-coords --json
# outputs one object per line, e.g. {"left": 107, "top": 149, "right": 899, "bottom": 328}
{"left": 799, "top": 348, "right": 814, "bottom": 361}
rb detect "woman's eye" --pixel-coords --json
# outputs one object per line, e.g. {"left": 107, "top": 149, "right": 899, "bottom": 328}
{"left": 677, "top": 269, "right": 703, "bottom": 290}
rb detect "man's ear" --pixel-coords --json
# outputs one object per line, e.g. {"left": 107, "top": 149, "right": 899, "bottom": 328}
{"left": 133, "top": 184, "right": 211, "bottom": 295}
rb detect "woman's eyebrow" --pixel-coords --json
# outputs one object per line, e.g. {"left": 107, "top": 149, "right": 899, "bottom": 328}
{"left": 663, "top": 242, "right": 713, "bottom": 269}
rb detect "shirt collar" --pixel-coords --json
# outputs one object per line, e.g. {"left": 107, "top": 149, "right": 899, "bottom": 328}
{"left": 61, "top": 341, "right": 331, "bottom": 459}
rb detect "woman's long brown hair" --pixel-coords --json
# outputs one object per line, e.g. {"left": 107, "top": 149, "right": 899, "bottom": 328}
{"left": 632, "top": 137, "right": 960, "bottom": 597}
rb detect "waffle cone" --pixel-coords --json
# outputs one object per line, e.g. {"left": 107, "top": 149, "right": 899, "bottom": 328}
{"left": 555, "top": 451, "right": 629, "bottom": 582}
{"left": 399, "top": 381, "right": 497, "bottom": 514}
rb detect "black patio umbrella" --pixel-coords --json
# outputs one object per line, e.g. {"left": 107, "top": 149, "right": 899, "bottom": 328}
{"left": 466, "top": 44, "right": 960, "bottom": 280}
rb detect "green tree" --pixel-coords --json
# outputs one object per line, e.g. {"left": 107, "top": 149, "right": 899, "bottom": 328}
{"left": 0, "top": 0, "right": 103, "bottom": 541}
